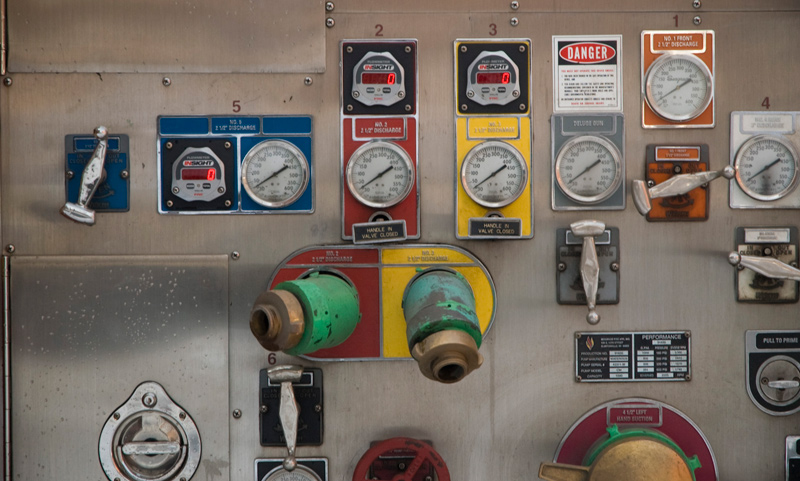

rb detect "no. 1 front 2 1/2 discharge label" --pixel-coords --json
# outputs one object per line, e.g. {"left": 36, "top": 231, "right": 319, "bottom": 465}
{"left": 576, "top": 331, "right": 691, "bottom": 382}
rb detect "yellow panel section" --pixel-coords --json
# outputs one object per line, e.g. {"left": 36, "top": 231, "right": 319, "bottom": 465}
{"left": 382, "top": 265, "right": 495, "bottom": 358}
{"left": 456, "top": 116, "right": 532, "bottom": 237}
{"left": 467, "top": 117, "right": 519, "bottom": 139}
{"left": 381, "top": 246, "right": 473, "bottom": 265}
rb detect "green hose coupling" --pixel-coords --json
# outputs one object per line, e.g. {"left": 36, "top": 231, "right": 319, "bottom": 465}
{"left": 250, "top": 272, "right": 361, "bottom": 356}
{"left": 402, "top": 267, "right": 483, "bottom": 383}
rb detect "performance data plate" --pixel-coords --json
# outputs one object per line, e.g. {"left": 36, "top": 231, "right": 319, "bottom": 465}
{"left": 575, "top": 331, "right": 691, "bottom": 382}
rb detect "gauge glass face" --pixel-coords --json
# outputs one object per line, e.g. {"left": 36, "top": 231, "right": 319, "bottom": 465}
{"left": 242, "top": 140, "right": 309, "bottom": 208}
{"left": 735, "top": 135, "right": 799, "bottom": 201}
{"left": 461, "top": 141, "right": 527, "bottom": 208}
{"left": 645, "top": 54, "right": 713, "bottom": 122}
{"left": 346, "top": 142, "right": 414, "bottom": 208}
{"left": 555, "top": 136, "right": 622, "bottom": 204}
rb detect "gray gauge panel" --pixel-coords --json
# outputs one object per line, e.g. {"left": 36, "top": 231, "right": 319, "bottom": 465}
{"left": 352, "top": 52, "right": 406, "bottom": 107}
{"left": 465, "top": 51, "right": 521, "bottom": 106}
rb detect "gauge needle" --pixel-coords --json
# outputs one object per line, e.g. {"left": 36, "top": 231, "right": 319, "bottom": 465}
{"left": 475, "top": 164, "right": 508, "bottom": 187}
{"left": 656, "top": 78, "right": 692, "bottom": 102}
{"left": 256, "top": 164, "right": 289, "bottom": 188}
{"left": 746, "top": 158, "right": 783, "bottom": 182}
{"left": 568, "top": 159, "right": 602, "bottom": 184}
{"left": 362, "top": 165, "right": 394, "bottom": 188}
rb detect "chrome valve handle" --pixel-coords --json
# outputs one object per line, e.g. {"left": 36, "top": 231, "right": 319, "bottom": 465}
{"left": 570, "top": 220, "right": 606, "bottom": 325}
{"left": 267, "top": 365, "right": 305, "bottom": 471}
{"left": 728, "top": 252, "right": 800, "bottom": 282}
{"left": 61, "top": 126, "right": 109, "bottom": 225}
{"left": 632, "top": 165, "right": 735, "bottom": 215}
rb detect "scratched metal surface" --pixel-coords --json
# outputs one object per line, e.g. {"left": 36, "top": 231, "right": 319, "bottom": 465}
{"left": 1, "top": 2, "right": 799, "bottom": 480}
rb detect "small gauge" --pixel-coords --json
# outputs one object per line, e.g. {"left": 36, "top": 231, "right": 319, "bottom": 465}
{"left": 555, "top": 135, "right": 622, "bottom": 204}
{"left": 346, "top": 141, "right": 414, "bottom": 209}
{"left": 352, "top": 52, "right": 405, "bottom": 107}
{"left": 466, "top": 51, "right": 521, "bottom": 106}
{"left": 262, "top": 465, "right": 322, "bottom": 481}
{"left": 644, "top": 54, "right": 713, "bottom": 122}
{"left": 171, "top": 147, "right": 226, "bottom": 202}
{"left": 242, "top": 140, "right": 310, "bottom": 208}
{"left": 461, "top": 141, "right": 528, "bottom": 208}
{"left": 734, "top": 134, "right": 800, "bottom": 202}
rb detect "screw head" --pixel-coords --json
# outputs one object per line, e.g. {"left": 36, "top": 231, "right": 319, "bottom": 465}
{"left": 179, "top": 412, "right": 186, "bottom": 420}
{"left": 4, "top": 245, "right": 14, "bottom": 254}
{"left": 404, "top": 105, "right": 412, "bottom": 112}
{"left": 346, "top": 46, "right": 353, "bottom": 53}
{"left": 172, "top": 187, "right": 180, "bottom": 194}
{"left": 646, "top": 180, "right": 656, "bottom": 188}
{"left": 231, "top": 251, "right": 240, "bottom": 260}
{"left": 314, "top": 404, "right": 322, "bottom": 413}
{"left": 405, "top": 46, "right": 412, "bottom": 53}
{"left": 260, "top": 405, "right": 268, "bottom": 413}
{"left": 685, "top": 375, "right": 691, "bottom": 381}
{"left": 3, "top": 77, "right": 12, "bottom": 87}
{"left": 510, "top": 17, "right": 519, "bottom": 26}
{"left": 346, "top": 104, "right": 354, "bottom": 112}
{"left": 512, "top": 90, "right": 520, "bottom": 98}
{"left": 610, "top": 262, "right": 620, "bottom": 272}
{"left": 352, "top": 90, "right": 360, "bottom": 98}
{"left": 557, "top": 262, "right": 567, "bottom": 272}
{"left": 693, "top": 0, "right": 701, "bottom": 8}
{"left": 425, "top": 477, "right": 433, "bottom": 481}
{"left": 66, "top": 170, "right": 75, "bottom": 180}
{"left": 511, "top": 1, "right": 520, "bottom": 9}
{"left": 165, "top": 141, "right": 174, "bottom": 150}
{"left": 326, "top": 17, "right": 335, "bottom": 28}
{"left": 142, "top": 393, "right": 157, "bottom": 407}
{"left": 460, "top": 46, "right": 467, "bottom": 53}
{"left": 518, "top": 103, "right": 526, "bottom": 111}
{"left": 763, "top": 247, "right": 773, "bottom": 256}
{"left": 575, "top": 333, "right": 582, "bottom": 339}
{"left": 461, "top": 104, "right": 468, "bottom": 111}
{"left": 224, "top": 141, "right": 232, "bottom": 149}
{"left": 304, "top": 77, "right": 313, "bottom": 86}
{"left": 575, "top": 376, "right": 582, "bottom": 382}
{"left": 162, "top": 77, "right": 171, "bottom": 87}
{"left": 120, "top": 170, "right": 129, "bottom": 179}
{"left": 113, "top": 412, "right": 120, "bottom": 420}
{"left": 325, "top": 1, "right": 335, "bottom": 11}
{"left": 397, "top": 90, "right": 405, "bottom": 99}
{"left": 693, "top": 15, "right": 702, "bottom": 25}
{"left": 232, "top": 409, "right": 242, "bottom": 419}
{"left": 761, "top": 377, "right": 769, "bottom": 384}
{"left": 166, "top": 200, "right": 174, "bottom": 208}
{"left": 684, "top": 331, "right": 691, "bottom": 338}
{"left": 467, "top": 90, "right": 475, "bottom": 98}
{"left": 224, "top": 200, "right": 232, "bottom": 207}
{"left": 519, "top": 45, "right": 526, "bottom": 52}
{"left": 398, "top": 463, "right": 406, "bottom": 470}
{"left": 218, "top": 187, "right": 225, "bottom": 194}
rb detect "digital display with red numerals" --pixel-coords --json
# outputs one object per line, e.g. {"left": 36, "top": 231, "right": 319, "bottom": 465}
{"left": 477, "top": 72, "right": 511, "bottom": 84}
{"left": 361, "top": 72, "right": 396, "bottom": 85}
{"left": 182, "top": 168, "right": 216, "bottom": 181}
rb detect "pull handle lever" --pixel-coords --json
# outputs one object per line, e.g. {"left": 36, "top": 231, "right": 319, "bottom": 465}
{"left": 267, "top": 365, "right": 304, "bottom": 471}
{"left": 632, "top": 165, "right": 735, "bottom": 215}
{"left": 728, "top": 252, "right": 800, "bottom": 282}
{"left": 61, "top": 126, "right": 108, "bottom": 225}
{"left": 570, "top": 220, "right": 606, "bottom": 325}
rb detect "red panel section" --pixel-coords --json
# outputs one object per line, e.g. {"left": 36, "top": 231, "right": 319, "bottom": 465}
{"left": 554, "top": 400, "right": 717, "bottom": 480}
{"left": 343, "top": 117, "right": 418, "bottom": 237}
{"left": 286, "top": 248, "right": 379, "bottom": 266}
{"left": 269, "top": 267, "right": 381, "bottom": 359}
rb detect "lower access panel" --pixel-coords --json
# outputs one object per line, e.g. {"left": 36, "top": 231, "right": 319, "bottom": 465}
{"left": 8, "top": 255, "right": 230, "bottom": 481}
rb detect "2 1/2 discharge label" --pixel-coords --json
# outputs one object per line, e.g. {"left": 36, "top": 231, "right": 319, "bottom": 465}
{"left": 576, "top": 331, "right": 691, "bottom": 382}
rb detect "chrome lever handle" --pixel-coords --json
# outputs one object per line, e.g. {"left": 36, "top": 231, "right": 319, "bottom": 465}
{"left": 728, "top": 252, "right": 800, "bottom": 282}
{"left": 632, "top": 165, "right": 735, "bottom": 215}
{"left": 768, "top": 379, "right": 800, "bottom": 390}
{"left": 267, "top": 365, "right": 304, "bottom": 471}
{"left": 570, "top": 220, "right": 606, "bottom": 325}
{"left": 61, "top": 126, "right": 109, "bottom": 225}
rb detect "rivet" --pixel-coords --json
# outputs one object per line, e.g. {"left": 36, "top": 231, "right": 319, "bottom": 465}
{"left": 326, "top": 17, "right": 335, "bottom": 28}
{"left": 120, "top": 170, "right": 129, "bottom": 179}
{"left": 511, "top": 1, "right": 519, "bottom": 9}
{"left": 162, "top": 77, "right": 171, "bottom": 87}
{"left": 232, "top": 409, "right": 242, "bottom": 419}
{"left": 610, "top": 262, "right": 620, "bottom": 272}
{"left": 518, "top": 103, "right": 526, "bottom": 111}
{"left": 404, "top": 105, "right": 412, "bottom": 112}
{"left": 693, "top": 15, "right": 702, "bottom": 25}
{"left": 66, "top": 170, "right": 75, "bottom": 180}
{"left": 461, "top": 104, "right": 468, "bottom": 111}
{"left": 166, "top": 200, "right": 174, "bottom": 208}
{"left": 405, "top": 46, "right": 412, "bottom": 53}
{"left": 231, "top": 251, "right": 240, "bottom": 260}
{"left": 460, "top": 46, "right": 467, "bottom": 53}
{"left": 224, "top": 141, "right": 232, "bottom": 149}
{"left": 519, "top": 45, "right": 526, "bottom": 52}
{"left": 325, "top": 1, "right": 335, "bottom": 11}
{"left": 224, "top": 200, "right": 232, "bottom": 207}
{"left": 510, "top": 17, "right": 519, "bottom": 26}
{"left": 346, "top": 105, "right": 354, "bottom": 112}
{"left": 346, "top": 46, "right": 353, "bottom": 53}
{"left": 304, "top": 77, "right": 313, "bottom": 86}
{"left": 558, "top": 262, "right": 567, "bottom": 272}
{"left": 260, "top": 405, "right": 268, "bottom": 413}
{"left": 3, "top": 77, "right": 12, "bottom": 87}
{"left": 314, "top": 404, "right": 322, "bottom": 413}
{"left": 165, "top": 141, "right": 174, "bottom": 150}
{"left": 692, "top": 0, "right": 701, "bottom": 8}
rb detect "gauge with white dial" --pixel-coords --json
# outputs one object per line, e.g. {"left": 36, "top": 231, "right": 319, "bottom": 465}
{"left": 241, "top": 140, "right": 310, "bottom": 208}
{"left": 346, "top": 141, "right": 414, "bottom": 209}
{"left": 460, "top": 141, "right": 528, "bottom": 208}
{"left": 555, "top": 135, "right": 622, "bottom": 204}
{"left": 644, "top": 54, "right": 713, "bottom": 122}
{"left": 734, "top": 134, "right": 799, "bottom": 202}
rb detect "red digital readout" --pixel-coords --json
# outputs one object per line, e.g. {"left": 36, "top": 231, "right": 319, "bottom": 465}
{"left": 182, "top": 168, "right": 216, "bottom": 181}
{"left": 477, "top": 72, "right": 511, "bottom": 84}
{"left": 361, "top": 72, "right": 396, "bottom": 84}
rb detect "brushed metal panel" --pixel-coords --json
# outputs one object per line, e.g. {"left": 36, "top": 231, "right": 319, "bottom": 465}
{"left": 8, "top": 0, "right": 325, "bottom": 73}
{"left": 0, "top": 5, "right": 799, "bottom": 481}
{"left": 8, "top": 255, "right": 229, "bottom": 481}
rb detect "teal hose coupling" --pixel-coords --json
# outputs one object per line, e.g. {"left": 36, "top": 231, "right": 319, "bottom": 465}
{"left": 250, "top": 272, "right": 361, "bottom": 356}
{"left": 402, "top": 267, "right": 483, "bottom": 383}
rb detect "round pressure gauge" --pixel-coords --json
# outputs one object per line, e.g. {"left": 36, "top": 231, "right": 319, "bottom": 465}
{"left": 460, "top": 141, "right": 528, "bottom": 208}
{"left": 644, "top": 54, "right": 713, "bottom": 122}
{"left": 262, "top": 465, "right": 322, "bottom": 481}
{"left": 734, "top": 134, "right": 800, "bottom": 202}
{"left": 242, "top": 140, "right": 310, "bottom": 208}
{"left": 346, "top": 141, "right": 414, "bottom": 209}
{"left": 555, "top": 135, "right": 622, "bottom": 204}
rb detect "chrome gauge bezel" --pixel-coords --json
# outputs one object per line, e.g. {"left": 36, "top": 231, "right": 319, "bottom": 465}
{"left": 734, "top": 134, "right": 800, "bottom": 202}
{"left": 346, "top": 141, "right": 415, "bottom": 209}
{"left": 554, "top": 135, "right": 623, "bottom": 205}
{"left": 241, "top": 139, "right": 310, "bottom": 208}
{"left": 644, "top": 53, "right": 713, "bottom": 122}
{"left": 460, "top": 140, "right": 528, "bottom": 209}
